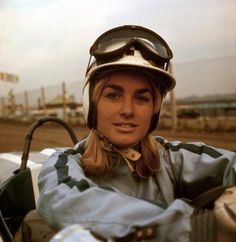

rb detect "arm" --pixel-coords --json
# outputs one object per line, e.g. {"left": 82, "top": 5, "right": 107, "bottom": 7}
{"left": 157, "top": 137, "right": 236, "bottom": 200}
{"left": 37, "top": 148, "right": 193, "bottom": 241}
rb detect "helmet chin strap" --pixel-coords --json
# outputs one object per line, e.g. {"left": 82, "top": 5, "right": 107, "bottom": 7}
{"left": 94, "top": 129, "right": 141, "bottom": 174}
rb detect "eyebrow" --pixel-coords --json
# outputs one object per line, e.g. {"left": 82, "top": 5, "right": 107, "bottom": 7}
{"left": 104, "top": 84, "right": 123, "bottom": 91}
{"left": 104, "top": 84, "right": 152, "bottom": 94}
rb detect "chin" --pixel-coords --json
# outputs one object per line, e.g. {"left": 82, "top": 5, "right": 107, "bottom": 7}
{"left": 111, "top": 138, "right": 139, "bottom": 148}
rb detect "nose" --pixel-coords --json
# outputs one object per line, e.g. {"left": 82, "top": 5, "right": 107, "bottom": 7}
{"left": 120, "top": 96, "right": 134, "bottom": 118}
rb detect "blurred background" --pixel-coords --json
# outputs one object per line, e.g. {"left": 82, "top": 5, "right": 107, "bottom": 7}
{"left": 0, "top": 0, "right": 236, "bottom": 151}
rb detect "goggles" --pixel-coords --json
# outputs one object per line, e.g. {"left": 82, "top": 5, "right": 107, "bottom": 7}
{"left": 89, "top": 25, "right": 173, "bottom": 71}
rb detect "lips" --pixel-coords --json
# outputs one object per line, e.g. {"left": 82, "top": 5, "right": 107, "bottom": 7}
{"left": 113, "top": 122, "right": 137, "bottom": 132}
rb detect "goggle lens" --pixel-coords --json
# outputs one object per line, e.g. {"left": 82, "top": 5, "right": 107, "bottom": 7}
{"left": 91, "top": 26, "right": 172, "bottom": 60}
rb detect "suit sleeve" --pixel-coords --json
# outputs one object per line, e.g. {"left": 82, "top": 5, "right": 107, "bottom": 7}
{"left": 158, "top": 138, "right": 236, "bottom": 199}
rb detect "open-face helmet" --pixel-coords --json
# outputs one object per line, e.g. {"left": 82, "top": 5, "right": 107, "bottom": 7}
{"left": 83, "top": 25, "right": 176, "bottom": 132}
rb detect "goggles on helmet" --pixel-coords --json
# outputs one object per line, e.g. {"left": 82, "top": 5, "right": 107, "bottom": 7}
{"left": 89, "top": 25, "right": 173, "bottom": 71}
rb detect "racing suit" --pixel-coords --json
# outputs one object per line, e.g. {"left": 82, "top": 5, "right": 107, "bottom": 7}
{"left": 37, "top": 136, "right": 236, "bottom": 242}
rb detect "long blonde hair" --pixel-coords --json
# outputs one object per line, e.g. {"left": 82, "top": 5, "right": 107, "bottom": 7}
{"left": 81, "top": 71, "right": 164, "bottom": 178}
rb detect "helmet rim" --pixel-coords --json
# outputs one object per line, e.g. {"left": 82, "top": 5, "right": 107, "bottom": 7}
{"left": 86, "top": 61, "right": 176, "bottom": 93}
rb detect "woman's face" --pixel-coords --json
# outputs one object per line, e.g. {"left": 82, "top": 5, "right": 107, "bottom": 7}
{"left": 96, "top": 72, "right": 158, "bottom": 148}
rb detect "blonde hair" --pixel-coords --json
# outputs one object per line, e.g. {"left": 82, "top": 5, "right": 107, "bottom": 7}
{"left": 81, "top": 71, "right": 164, "bottom": 178}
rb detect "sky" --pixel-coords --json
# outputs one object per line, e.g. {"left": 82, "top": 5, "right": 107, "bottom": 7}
{"left": 0, "top": 0, "right": 236, "bottom": 100}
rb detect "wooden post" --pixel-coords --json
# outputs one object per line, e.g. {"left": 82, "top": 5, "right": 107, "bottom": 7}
{"left": 38, "top": 97, "right": 41, "bottom": 110}
{"left": 24, "top": 90, "right": 29, "bottom": 116}
{"left": 1, "top": 97, "right": 6, "bottom": 118}
{"left": 8, "top": 89, "right": 16, "bottom": 117}
{"left": 62, "top": 81, "right": 67, "bottom": 121}
{"left": 169, "top": 63, "right": 178, "bottom": 130}
{"left": 41, "top": 86, "right": 47, "bottom": 116}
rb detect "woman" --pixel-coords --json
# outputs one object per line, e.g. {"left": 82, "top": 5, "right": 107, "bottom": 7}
{"left": 37, "top": 25, "right": 236, "bottom": 242}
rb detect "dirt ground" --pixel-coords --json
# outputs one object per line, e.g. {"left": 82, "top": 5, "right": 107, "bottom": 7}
{"left": 0, "top": 120, "right": 235, "bottom": 153}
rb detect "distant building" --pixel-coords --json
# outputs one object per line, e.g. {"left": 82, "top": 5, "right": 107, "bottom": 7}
{"left": 45, "top": 94, "right": 77, "bottom": 109}
{"left": 164, "top": 93, "right": 236, "bottom": 118}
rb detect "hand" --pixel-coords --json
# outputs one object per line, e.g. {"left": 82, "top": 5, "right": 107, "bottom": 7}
{"left": 214, "top": 186, "right": 236, "bottom": 242}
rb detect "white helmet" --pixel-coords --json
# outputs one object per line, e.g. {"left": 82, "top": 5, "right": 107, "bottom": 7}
{"left": 83, "top": 25, "right": 176, "bottom": 132}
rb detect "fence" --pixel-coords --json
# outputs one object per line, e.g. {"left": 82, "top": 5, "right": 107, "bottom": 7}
{"left": 1, "top": 81, "right": 236, "bottom": 131}
{"left": 0, "top": 81, "right": 84, "bottom": 124}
